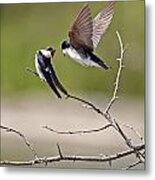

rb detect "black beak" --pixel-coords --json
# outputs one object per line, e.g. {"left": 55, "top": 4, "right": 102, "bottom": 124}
{"left": 49, "top": 47, "right": 56, "bottom": 57}
{"left": 52, "top": 48, "right": 56, "bottom": 54}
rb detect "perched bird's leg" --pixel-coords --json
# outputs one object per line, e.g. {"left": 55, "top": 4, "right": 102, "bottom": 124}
{"left": 25, "top": 67, "right": 39, "bottom": 77}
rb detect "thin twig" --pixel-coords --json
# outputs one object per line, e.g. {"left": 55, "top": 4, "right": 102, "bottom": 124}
{"left": 121, "top": 123, "right": 144, "bottom": 141}
{"left": 67, "top": 94, "right": 105, "bottom": 116}
{"left": 25, "top": 67, "right": 39, "bottom": 77}
{"left": 42, "top": 123, "right": 112, "bottom": 135}
{"left": 0, "top": 144, "right": 144, "bottom": 167}
{"left": 104, "top": 31, "right": 126, "bottom": 114}
{"left": 57, "top": 143, "right": 63, "bottom": 158}
{"left": 0, "top": 125, "right": 38, "bottom": 159}
{"left": 123, "top": 160, "right": 143, "bottom": 170}
{"left": 102, "top": 31, "right": 144, "bottom": 163}
{"left": 113, "top": 119, "right": 145, "bottom": 163}
{"left": 113, "top": 119, "right": 132, "bottom": 147}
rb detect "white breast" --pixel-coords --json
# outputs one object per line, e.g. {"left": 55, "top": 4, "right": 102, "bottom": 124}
{"left": 64, "top": 48, "right": 100, "bottom": 67}
{"left": 40, "top": 49, "right": 51, "bottom": 58}
{"left": 35, "top": 55, "right": 46, "bottom": 81}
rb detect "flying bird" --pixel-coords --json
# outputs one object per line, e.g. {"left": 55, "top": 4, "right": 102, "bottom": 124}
{"left": 61, "top": 2, "right": 115, "bottom": 69}
{"left": 35, "top": 47, "right": 68, "bottom": 98}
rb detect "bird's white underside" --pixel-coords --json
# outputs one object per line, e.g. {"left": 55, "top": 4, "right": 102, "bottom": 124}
{"left": 63, "top": 48, "right": 100, "bottom": 67}
{"left": 35, "top": 54, "right": 46, "bottom": 81}
{"left": 40, "top": 49, "right": 52, "bottom": 58}
{"left": 35, "top": 49, "right": 53, "bottom": 81}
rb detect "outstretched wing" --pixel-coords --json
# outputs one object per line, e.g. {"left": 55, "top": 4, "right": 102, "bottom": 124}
{"left": 92, "top": 1, "right": 115, "bottom": 49}
{"left": 69, "top": 4, "right": 94, "bottom": 51}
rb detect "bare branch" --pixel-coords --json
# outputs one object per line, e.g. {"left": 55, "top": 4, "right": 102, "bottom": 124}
{"left": 67, "top": 94, "right": 104, "bottom": 116}
{"left": 113, "top": 119, "right": 132, "bottom": 147}
{"left": 56, "top": 143, "right": 63, "bottom": 158}
{"left": 0, "top": 125, "right": 38, "bottom": 159}
{"left": 0, "top": 144, "right": 145, "bottom": 167}
{"left": 123, "top": 160, "right": 143, "bottom": 170}
{"left": 42, "top": 123, "right": 112, "bottom": 135}
{"left": 25, "top": 67, "right": 39, "bottom": 77}
{"left": 121, "top": 123, "right": 144, "bottom": 141}
{"left": 112, "top": 120, "right": 145, "bottom": 163}
{"left": 104, "top": 31, "right": 126, "bottom": 114}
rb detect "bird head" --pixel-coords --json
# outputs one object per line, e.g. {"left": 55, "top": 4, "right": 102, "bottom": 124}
{"left": 39, "top": 47, "right": 56, "bottom": 59}
{"left": 45, "top": 46, "right": 56, "bottom": 57}
{"left": 61, "top": 41, "right": 70, "bottom": 56}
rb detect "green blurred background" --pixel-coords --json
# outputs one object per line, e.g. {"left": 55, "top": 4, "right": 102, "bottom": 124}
{"left": 1, "top": 1, "right": 144, "bottom": 97}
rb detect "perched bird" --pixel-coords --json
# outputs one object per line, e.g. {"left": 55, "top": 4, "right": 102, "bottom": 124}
{"left": 35, "top": 47, "right": 68, "bottom": 98}
{"left": 61, "top": 2, "right": 115, "bottom": 69}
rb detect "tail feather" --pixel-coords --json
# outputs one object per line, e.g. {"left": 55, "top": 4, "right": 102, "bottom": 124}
{"left": 88, "top": 52, "right": 110, "bottom": 70}
{"left": 48, "top": 81, "right": 62, "bottom": 98}
{"left": 50, "top": 65, "right": 68, "bottom": 96}
{"left": 41, "top": 69, "right": 62, "bottom": 98}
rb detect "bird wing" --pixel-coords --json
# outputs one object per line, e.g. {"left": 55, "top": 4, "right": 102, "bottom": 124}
{"left": 87, "top": 51, "right": 110, "bottom": 69}
{"left": 49, "top": 65, "right": 68, "bottom": 96}
{"left": 37, "top": 54, "right": 62, "bottom": 98}
{"left": 41, "top": 67, "right": 62, "bottom": 98}
{"left": 92, "top": 1, "right": 115, "bottom": 49}
{"left": 69, "top": 4, "right": 94, "bottom": 52}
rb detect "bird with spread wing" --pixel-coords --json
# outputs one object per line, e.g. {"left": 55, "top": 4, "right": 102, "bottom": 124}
{"left": 61, "top": 1, "right": 115, "bottom": 69}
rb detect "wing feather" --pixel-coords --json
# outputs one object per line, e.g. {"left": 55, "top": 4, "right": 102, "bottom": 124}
{"left": 49, "top": 65, "right": 68, "bottom": 96}
{"left": 92, "top": 1, "right": 115, "bottom": 49}
{"left": 69, "top": 4, "right": 93, "bottom": 51}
